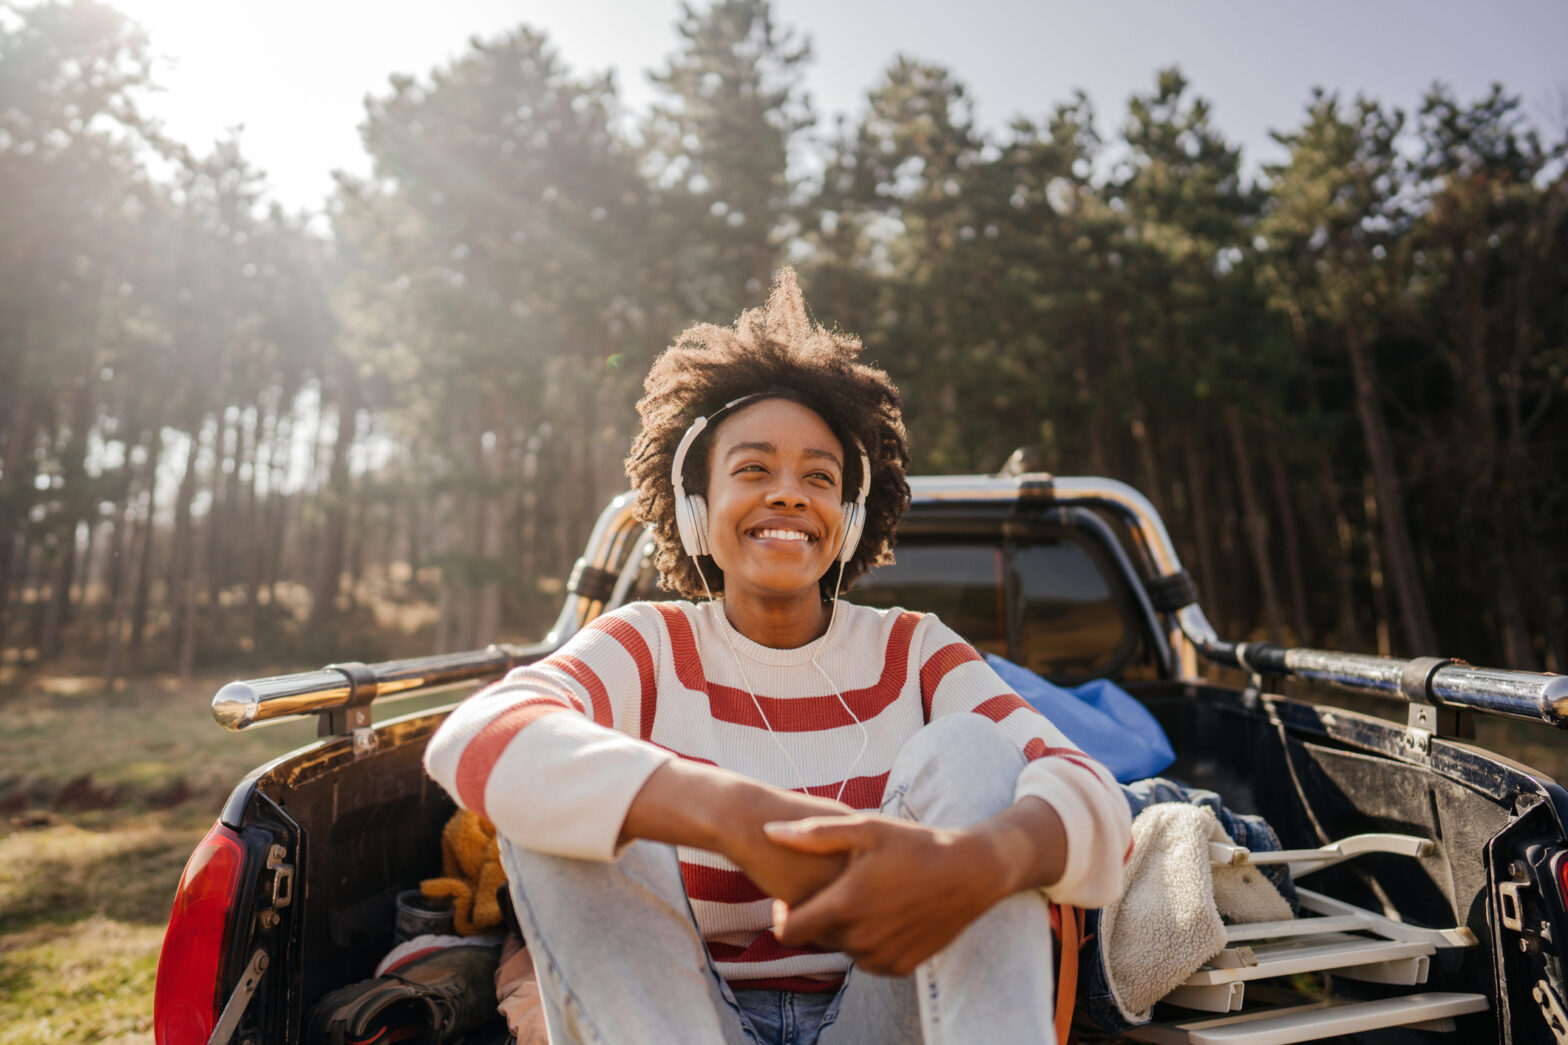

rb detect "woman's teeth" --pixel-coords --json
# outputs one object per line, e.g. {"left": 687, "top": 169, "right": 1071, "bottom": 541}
{"left": 753, "top": 528, "right": 811, "bottom": 542}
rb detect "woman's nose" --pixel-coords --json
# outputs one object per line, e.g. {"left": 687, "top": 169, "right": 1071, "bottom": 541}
{"left": 765, "top": 478, "right": 808, "bottom": 507}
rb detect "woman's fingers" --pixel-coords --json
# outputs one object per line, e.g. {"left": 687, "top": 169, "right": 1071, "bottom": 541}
{"left": 772, "top": 877, "right": 852, "bottom": 948}
{"left": 770, "top": 816, "right": 1007, "bottom": 973}
{"left": 762, "top": 815, "right": 869, "bottom": 853}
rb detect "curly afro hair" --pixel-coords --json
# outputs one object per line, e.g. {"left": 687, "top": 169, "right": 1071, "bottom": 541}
{"left": 626, "top": 268, "right": 910, "bottom": 600}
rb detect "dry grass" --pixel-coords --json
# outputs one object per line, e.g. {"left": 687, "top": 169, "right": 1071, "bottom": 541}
{"left": 0, "top": 916, "right": 166, "bottom": 1044}
{"left": 0, "top": 818, "right": 212, "bottom": 1044}
{"left": 0, "top": 669, "right": 331, "bottom": 1042}
{"left": 0, "top": 670, "right": 321, "bottom": 826}
{"left": 0, "top": 821, "right": 204, "bottom": 930}
{"left": 0, "top": 662, "right": 466, "bottom": 1042}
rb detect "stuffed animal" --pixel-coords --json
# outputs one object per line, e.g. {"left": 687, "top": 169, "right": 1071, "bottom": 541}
{"left": 421, "top": 809, "right": 509, "bottom": 936}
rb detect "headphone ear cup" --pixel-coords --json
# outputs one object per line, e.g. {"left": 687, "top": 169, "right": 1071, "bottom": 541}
{"left": 675, "top": 493, "right": 709, "bottom": 559}
{"left": 688, "top": 495, "right": 710, "bottom": 558}
{"left": 838, "top": 500, "right": 865, "bottom": 563}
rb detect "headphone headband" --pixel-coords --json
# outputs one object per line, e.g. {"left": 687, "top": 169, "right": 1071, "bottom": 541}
{"left": 670, "top": 394, "right": 762, "bottom": 503}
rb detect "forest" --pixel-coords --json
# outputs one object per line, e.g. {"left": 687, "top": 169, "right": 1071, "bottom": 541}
{"left": 1, "top": 0, "right": 1564, "bottom": 683}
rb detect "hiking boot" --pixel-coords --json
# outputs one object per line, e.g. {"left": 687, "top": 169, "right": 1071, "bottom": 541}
{"left": 307, "top": 943, "right": 502, "bottom": 1044}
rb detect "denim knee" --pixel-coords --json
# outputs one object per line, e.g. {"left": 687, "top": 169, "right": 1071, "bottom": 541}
{"left": 882, "top": 715, "right": 1025, "bottom": 829}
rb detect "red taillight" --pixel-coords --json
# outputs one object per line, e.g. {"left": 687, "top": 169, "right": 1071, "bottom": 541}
{"left": 154, "top": 822, "right": 247, "bottom": 1045}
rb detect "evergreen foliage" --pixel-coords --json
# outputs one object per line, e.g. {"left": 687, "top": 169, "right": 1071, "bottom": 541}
{"left": 1, "top": 0, "right": 1563, "bottom": 675}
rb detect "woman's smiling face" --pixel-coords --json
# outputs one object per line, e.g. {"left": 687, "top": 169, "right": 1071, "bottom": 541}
{"left": 703, "top": 397, "right": 847, "bottom": 604}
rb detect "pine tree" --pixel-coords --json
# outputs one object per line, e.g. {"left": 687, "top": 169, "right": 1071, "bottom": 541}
{"left": 647, "top": 0, "right": 813, "bottom": 317}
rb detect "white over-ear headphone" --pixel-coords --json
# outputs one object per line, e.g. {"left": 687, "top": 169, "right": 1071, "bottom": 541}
{"left": 671, "top": 394, "right": 871, "bottom": 565}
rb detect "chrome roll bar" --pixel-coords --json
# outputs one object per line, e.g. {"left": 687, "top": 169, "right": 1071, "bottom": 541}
{"left": 211, "top": 642, "right": 548, "bottom": 732}
{"left": 213, "top": 473, "right": 1567, "bottom": 733}
{"left": 1224, "top": 644, "right": 1568, "bottom": 729}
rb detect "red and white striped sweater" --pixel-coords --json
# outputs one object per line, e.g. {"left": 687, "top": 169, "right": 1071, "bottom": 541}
{"left": 424, "top": 600, "right": 1131, "bottom": 991}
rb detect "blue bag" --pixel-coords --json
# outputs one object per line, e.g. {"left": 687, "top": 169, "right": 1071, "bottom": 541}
{"left": 983, "top": 654, "right": 1176, "bottom": 783}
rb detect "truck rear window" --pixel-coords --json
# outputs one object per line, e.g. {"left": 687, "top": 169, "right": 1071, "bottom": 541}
{"left": 625, "top": 521, "right": 1154, "bottom": 685}
{"left": 846, "top": 536, "right": 1147, "bottom": 685}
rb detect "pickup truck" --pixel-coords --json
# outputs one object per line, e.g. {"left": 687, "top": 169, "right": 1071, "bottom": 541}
{"left": 152, "top": 472, "right": 1568, "bottom": 1044}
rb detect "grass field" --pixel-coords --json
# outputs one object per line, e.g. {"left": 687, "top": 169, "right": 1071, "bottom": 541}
{"left": 2, "top": 663, "right": 1565, "bottom": 1042}
{"left": 0, "top": 666, "right": 322, "bottom": 1043}
{"left": 0, "top": 659, "right": 474, "bottom": 1044}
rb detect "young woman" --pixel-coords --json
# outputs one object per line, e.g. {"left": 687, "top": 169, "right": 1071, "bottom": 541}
{"left": 424, "top": 270, "right": 1131, "bottom": 1044}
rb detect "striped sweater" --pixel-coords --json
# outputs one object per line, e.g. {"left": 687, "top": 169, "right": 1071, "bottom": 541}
{"left": 423, "top": 599, "right": 1131, "bottom": 990}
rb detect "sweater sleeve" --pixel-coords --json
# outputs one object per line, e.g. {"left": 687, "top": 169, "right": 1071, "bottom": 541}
{"left": 917, "top": 615, "right": 1132, "bottom": 909}
{"left": 423, "top": 604, "right": 674, "bottom": 862}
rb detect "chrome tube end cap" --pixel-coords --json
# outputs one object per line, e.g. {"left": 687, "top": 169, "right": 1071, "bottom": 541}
{"left": 212, "top": 681, "right": 260, "bottom": 730}
{"left": 1542, "top": 674, "right": 1568, "bottom": 726}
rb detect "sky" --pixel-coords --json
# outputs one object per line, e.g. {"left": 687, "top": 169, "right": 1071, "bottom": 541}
{"left": 110, "top": 0, "right": 1568, "bottom": 215}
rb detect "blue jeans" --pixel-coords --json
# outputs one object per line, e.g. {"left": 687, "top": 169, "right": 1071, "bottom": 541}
{"left": 499, "top": 716, "right": 1058, "bottom": 1044}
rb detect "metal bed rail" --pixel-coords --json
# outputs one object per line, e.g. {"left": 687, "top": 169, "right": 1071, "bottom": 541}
{"left": 210, "top": 474, "right": 1568, "bottom": 735}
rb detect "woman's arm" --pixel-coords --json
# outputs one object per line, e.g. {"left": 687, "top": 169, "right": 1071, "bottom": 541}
{"left": 424, "top": 606, "right": 677, "bottom": 862}
{"left": 620, "top": 757, "right": 854, "bottom": 905}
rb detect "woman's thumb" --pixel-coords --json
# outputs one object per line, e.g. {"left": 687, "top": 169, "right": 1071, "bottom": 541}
{"left": 763, "top": 817, "right": 861, "bottom": 853}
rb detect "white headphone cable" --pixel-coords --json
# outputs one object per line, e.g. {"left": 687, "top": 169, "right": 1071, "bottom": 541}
{"left": 695, "top": 563, "right": 812, "bottom": 795}
{"left": 694, "top": 559, "right": 868, "bottom": 806}
{"left": 814, "top": 560, "right": 869, "bottom": 805}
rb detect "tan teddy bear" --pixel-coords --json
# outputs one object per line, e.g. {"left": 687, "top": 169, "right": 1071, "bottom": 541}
{"left": 420, "top": 809, "right": 509, "bottom": 936}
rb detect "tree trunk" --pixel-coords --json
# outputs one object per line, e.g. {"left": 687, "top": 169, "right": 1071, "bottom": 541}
{"left": 177, "top": 567, "right": 199, "bottom": 680}
{"left": 460, "top": 429, "right": 485, "bottom": 652}
{"left": 434, "top": 507, "right": 454, "bottom": 657}
{"left": 47, "top": 380, "right": 96, "bottom": 647}
{"left": 1331, "top": 500, "right": 1360, "bottom": 650}
{"left": 101, "top": 458, "right": 134, "bottom": 644}
{"left": 24, "top": 541, "right": 46, "bottom": 657}
{"left": 1108, "top": 312, "right": 1169, "bottom": 519}
{"left": 345, "top": 495, "right": 365, "bottom": 604}
{"left": 0, "top": 395, "right": 34, "bottom": 652}
{"left": 128, "top": 438, "right": 165, "bottom": 659}
{"left": 1263, "top": 423, "right": 1312, "bottom": 645}
{"left": 246, "top": 407, "right": 272, "bottom": 630}
{"left": 1362, "top": 475, "right": 1393, "bottom": 657}
{"left": 407, "top": 478, "right": 425, "bottom": 580}
{"left": 1344, "top": 317, "right": 1438, "bottom": 655}
{"left": 102, "top": 460, "right": 141, "bottom": 689}
{"left": 0, "top": 529, "right": 17, "bottom": 658}
{"left": 179, "top": 424, "right": 217, "bottom": 680}
{"left": 519, "top": 436, "right": 538, "bottom": 585}
{"left": 476, "top": 401, "right": 508, "bottom": 645}
{"left": 206, "top": 407, "right": 238, "bottom": 603}
{"left": 311, "top": 377, "right": 359, "bottom": 629}
{"left": 167, "top": 427, "right": 204, "bottom": 661}
{"left": 38, "top": 528, "right": 73, "bottom": 662}
{"left": 264, "top": 412, "right": 294, "bottom": 605}
{"left": 77, "top": 518, "right": 100, "bottom": 616}
{"left": 1180, "top": 427, "right": 1223, "bottom": 636}
{"left": 1072, "top": 334, "right": 1109, "bottom": 475}
{"left": 1226, "top": 408, "right": 1283, "bottom": 641}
